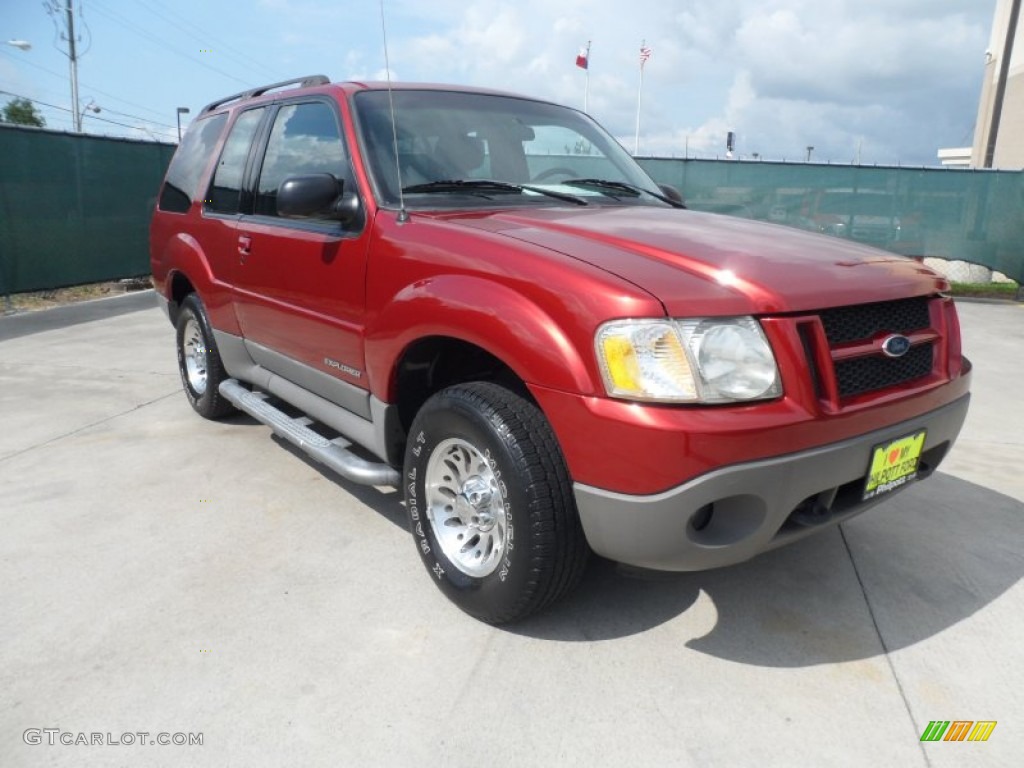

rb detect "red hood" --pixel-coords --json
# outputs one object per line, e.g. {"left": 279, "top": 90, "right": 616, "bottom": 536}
{"left": 430, "top": 207, "right": 947, "bottom": 316}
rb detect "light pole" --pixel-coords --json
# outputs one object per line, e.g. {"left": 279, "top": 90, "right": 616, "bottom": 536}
{"left": 176, "top": 107, "right": 190, "bottom": 142}
{"left": 79, "top": 99, "right": 100, "bottom": 129}
{"left": 806, "top": 145, "right": 814, "bottom": 162}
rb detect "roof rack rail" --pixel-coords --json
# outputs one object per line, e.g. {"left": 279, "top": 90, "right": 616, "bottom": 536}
{"left": 200, "top": 74, "right": 331, "bottom": 114}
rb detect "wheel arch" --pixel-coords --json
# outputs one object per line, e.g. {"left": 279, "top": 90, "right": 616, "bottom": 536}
{"left": 367, "top": 274, "right": 597, "bottom": 402}
{"left": 368, "top": 275, "right": 600, "bottom": 465}
{"left": 391, "top": 336, "right": 529, "bottom": 444}
{"left": 157, "top": 233, "right": 239, "bottom": 335}
{"left": 167, "top": 271, "right": 195, "bottom": 326}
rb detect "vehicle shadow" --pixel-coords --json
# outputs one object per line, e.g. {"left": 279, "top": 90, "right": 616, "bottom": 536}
{"left": 266, "top": 431, "right": 409, "bottom": 531}
{"left": 238, "top": 421, "right": 1024, "bottom": 668}
{"left": 509, "top": 472, "right": 1024, "bottom": 667}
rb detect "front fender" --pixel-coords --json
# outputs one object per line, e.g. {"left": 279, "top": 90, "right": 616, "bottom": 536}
{"left": 365, "top": 274, "right": 596, "bottom": 401}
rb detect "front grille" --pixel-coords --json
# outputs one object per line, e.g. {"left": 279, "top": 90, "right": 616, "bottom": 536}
{"left": 819, "top": 297, "right": 930, "bottom": 345}
{"left": 834, "top": 342, "right": 933, "bottom": 398}
{"left": 804, "top": 296, "right": 940, "bottom": 401}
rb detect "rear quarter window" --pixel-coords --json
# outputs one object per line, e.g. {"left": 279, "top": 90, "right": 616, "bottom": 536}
{"left": 158, "top": 113, "right": 228, "bottom": 213}
{"left": 207, "top": 108, "right": 265, "bottom": 214}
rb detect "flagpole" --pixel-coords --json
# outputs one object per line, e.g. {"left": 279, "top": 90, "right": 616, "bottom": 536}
{"left": 584, "top": 40, "right": 591, "bottom": 113}
{"left": 634, "top": 41, "right": 645, "bottom": 155}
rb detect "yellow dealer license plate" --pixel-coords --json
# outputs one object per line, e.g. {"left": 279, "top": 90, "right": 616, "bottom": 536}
{"left": 863, "top": 431, "right": 927, "bottom": 501}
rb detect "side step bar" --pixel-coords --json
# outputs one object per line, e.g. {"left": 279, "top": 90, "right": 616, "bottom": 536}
{"left": 218, "top": 379, "right": 400, "bottom": 487}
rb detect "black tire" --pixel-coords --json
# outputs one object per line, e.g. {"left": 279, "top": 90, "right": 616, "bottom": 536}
{"left": 175, "top": 293, "right": 235, "bottom": 420}
{"left": 404, "top": 382, "right": 588, "bottom": 624}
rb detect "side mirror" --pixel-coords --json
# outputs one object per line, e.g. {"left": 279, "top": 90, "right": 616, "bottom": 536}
{"left": 277, "top": 173, "right": 361, "bottom": 226}
{"left": 658, "top": 183, "right": 685, "bottom": 206}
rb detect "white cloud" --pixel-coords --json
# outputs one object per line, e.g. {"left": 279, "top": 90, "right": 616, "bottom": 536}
{"left": 372, "top": 0, "right": 992, "bottom": 165}
{"left": 3, "top": 0, "right": 993, "bottom": 159}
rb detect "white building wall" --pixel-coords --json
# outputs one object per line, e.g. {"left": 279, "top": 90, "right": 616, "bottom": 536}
{"left": 972, "top": 0, "right": 1024, "bottom": 169}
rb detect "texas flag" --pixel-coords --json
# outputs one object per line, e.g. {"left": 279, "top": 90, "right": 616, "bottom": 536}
{"left": 575, "top": 46, "right": 589, "bottom": 70}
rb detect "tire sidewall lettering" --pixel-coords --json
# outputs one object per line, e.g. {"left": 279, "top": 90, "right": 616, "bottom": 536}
{"left": 404, "top": 391, "right": 535, "bottom": 614}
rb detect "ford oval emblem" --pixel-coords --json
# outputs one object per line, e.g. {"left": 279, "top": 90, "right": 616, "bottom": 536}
{"left": 881, "top": 334, "right": 912, "bottom": 358}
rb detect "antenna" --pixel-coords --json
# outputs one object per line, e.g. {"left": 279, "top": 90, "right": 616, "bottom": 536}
{"left": 379, "top": 0, "right": 408, "bottom": 223}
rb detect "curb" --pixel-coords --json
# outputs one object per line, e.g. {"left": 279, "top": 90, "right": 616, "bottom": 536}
{"left": 0, "top": 290, "right": 157, "bottom": 342}
{"left": 950, "top": 295, "right": 1024, "bottom": 305}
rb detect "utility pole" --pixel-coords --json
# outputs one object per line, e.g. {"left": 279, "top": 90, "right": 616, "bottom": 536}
{"left": 45, "top": 0, "right": 82, "bottom": 132}
{"left": 65, "top": 0, "right": 81, "bottom": 132}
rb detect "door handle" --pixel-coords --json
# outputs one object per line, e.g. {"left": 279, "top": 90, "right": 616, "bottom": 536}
{"left": 237, "top": 235, "right": 252, "bottom": 263}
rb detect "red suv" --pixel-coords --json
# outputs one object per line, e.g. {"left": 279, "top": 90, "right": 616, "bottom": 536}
{"left": 150, "top": 76, "right": 971, "bottom": 623}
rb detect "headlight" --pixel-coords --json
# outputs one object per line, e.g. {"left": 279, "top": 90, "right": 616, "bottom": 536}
{"left": 676, "top": 317, "right": 781, "bottom": 401}
{"left": 596, "top": 321, "right": 698, "bottom": 401}
{"left": 596, "top": 317, "right": 781, "bottom": 403}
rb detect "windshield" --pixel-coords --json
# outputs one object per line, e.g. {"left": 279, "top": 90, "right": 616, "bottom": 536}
{"left": 353, "top": 89, "right": 666, "bottom": 209}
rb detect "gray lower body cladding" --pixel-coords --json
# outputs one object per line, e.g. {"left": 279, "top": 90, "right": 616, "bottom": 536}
{"left": 573, "top": 394, "right": 970, "bottom": 571}
{"left": 212, "top": 329, "right": 394, "bottom": 464}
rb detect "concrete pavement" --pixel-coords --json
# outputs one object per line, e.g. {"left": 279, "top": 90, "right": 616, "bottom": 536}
{"left": 1, "top": 294, "right": 1021, "bottom": 767}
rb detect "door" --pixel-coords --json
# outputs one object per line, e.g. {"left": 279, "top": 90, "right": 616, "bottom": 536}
{"left": 201, "top": 106, "right": 266, "bottom": 330}
{"left": 232, "top": 99, "right": 372, "bottom": 408}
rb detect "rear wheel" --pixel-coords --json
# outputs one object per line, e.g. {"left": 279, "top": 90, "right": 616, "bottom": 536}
{"left": 404, "top": 382, "right": 588, "bottom": 624}
{"left": 175, "top": 293, "right": 235, "bottom": 419}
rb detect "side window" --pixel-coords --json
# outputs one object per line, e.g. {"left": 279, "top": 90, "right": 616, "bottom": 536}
{"left": 206, "top": 108, "right": 264, "bottom": 214}
{"left": 158, "top": 114, "right": 227, "bottom": 213}
{"left": 255, "top": 102, "right": 347, "bottom": 218}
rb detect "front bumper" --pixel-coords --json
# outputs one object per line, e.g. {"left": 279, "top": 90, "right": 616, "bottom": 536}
{"left": 573, "top": 394, "right": 970, "bottom": 571}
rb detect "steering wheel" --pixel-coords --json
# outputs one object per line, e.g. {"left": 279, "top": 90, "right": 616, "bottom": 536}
{"left": 531, "top": 167, "right": 576, "bottom": 182}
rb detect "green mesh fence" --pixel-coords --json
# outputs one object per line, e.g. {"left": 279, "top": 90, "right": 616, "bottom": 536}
{"left": 2, "top": 130, "right": 1021, "bottom": 295}
{"left": 0, "top": 125, "right": 175, "bottom": 295}
{"left": 637, "top": 158, "right": 1024, "bottom": 285}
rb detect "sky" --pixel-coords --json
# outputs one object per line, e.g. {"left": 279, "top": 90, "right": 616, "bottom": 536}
{"left": 0, "top": 0, "right": 997, "bottom": 166}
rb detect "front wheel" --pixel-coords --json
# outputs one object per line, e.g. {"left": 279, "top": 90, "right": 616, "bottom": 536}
{"left": 404, "top": 382, "right": 588, "bottom": 624}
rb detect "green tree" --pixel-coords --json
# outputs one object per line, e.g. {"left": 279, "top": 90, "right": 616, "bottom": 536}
{"left": 1, "top": 98, "right": 46, "bottom": 128}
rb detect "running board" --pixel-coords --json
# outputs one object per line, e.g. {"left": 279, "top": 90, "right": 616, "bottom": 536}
{"left": 218, "top": 379, "right": 400, "bottom": 487}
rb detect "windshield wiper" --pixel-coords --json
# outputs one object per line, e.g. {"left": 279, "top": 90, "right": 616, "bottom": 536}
{"left": 561, "top": 178, "right": 685, "bottom": 208}
{"left": 402, "top": 179, "right": 587, "bottom": 206}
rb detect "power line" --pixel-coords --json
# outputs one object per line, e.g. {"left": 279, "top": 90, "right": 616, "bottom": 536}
{"left": 87, "top": 0, "right": 253, "bottom": 87}
{"left": 18, "top": 106, "right": 77, "bottom": 128}
{"left": 0, "top": 57, "right": 176, "bottom": 130}
{"left": 134, "top": 0, "right": 282, "bottom": 82}
{"left": 77, "top": 0, "right": 94, "bottom": 58}
{"left": 0, "top": 90, "right": 175, "bottom": 139}
{"left": 0, "top": 47, "right": 174, "bottom": 122}
{"left": 94, "top": 104, "right": 176, "bottom": 130}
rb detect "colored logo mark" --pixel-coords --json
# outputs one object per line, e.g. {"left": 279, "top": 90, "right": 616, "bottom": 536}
{"left": 920, "top": 720, "right": 996, "bottom": 742}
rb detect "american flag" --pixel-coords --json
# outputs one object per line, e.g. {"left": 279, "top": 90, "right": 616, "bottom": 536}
{"left": 639, "top": 44, "right": 652, "bottom": 67}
